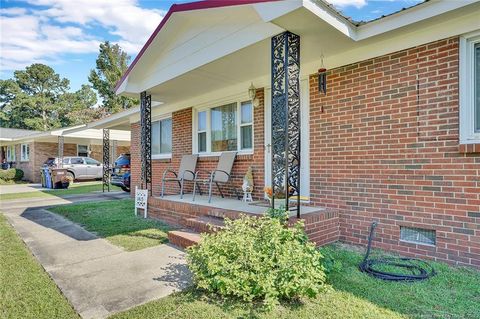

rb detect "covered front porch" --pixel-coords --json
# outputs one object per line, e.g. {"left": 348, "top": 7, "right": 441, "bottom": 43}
{"left": 147, "top": 193, "right": 340, "bottom": 249}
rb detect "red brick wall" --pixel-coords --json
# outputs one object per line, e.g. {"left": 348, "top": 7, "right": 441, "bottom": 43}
{"left": 309, "top": 37, "right": 480, "bottom": 267}
{"left": 131, "top": 89, "right": 265, "bottom": 200}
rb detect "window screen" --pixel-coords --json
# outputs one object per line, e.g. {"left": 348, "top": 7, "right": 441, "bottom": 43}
{"left": 400, "top": 227, "right": 436, "bottom": 246}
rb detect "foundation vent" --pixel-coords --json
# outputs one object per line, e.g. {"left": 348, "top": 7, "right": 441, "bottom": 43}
{"left": 400, "top": 226, "right": 436, "bottom": 246}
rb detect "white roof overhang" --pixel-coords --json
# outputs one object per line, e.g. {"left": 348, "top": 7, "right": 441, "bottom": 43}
{"left": 110, "top": 0, "right": 479, "bottom": 120}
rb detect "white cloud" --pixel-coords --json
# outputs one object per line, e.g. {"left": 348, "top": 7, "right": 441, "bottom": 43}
{"left": 0, "top": 0, "right": 164, "bottom": 72}
{"left": 328, "top": 0, "right": 367, "bottom": 9}
{"left": 27, "top": 0, "right": 165, "bottom": 53}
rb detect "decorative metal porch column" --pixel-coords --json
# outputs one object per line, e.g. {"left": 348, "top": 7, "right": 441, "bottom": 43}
{"left": 271, "top": 31, "right": 301, "bottom": 218}
{"left": 102, "top": 128, "right": 110, "bottom": 192}
{"left": 140, "top": 91, "right": 152, "bottom": 194}
{"left": 111, "top": 140, "right": 117, "bottom": 164}
{"left": 57, "top": 136, "right": 64, "bottom": 168}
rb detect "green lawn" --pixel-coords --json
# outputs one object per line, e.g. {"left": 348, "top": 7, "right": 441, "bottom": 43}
{"left": 49, "top": 199, "right": 173, "bottom": 251}
{"left": 0, "top": 181, "right": 121, "bottom": 201}
{"left": 0, "top": 214, "right": 79, "bottom": 319}
{"left": 111, "top": 244, "right": 480, "bottom": 319}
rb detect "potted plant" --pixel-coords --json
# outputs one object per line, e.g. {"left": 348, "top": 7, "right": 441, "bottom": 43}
{"left": 60, "top": 175, "right": 73, "bottom": 189}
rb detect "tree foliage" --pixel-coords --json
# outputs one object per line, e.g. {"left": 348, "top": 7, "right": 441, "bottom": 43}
{"left": 0, "top": 64, "right": 100, "bottom": 131}
{"left": 89, "top": 41, "right": 137, "bottom": 113}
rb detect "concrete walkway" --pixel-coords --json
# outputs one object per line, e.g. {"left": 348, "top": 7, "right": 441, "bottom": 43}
{"left": 2, "top": 194, "right": 191, "bottom": 319}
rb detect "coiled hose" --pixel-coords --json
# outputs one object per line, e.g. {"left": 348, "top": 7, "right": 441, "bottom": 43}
{"left": 359, "top": 222, "right": 436, "bottom": 281}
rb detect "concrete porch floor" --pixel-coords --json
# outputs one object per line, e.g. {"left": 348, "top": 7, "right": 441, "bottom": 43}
{"left": 158, "top": 194, "right": 325, "bottom": 216}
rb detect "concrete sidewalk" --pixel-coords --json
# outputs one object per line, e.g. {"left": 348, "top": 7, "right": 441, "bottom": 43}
{"left": 2, "top": 194, "right": 191, "bottom": 319}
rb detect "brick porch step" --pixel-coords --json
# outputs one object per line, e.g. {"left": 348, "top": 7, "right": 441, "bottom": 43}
{"left": 184, "top": 215, "right": 225, "bottom": 234}
{"left": 206, "top": 209, "right": 243, "bottom": 220}
{"left": 168, "top": 230, "right": 201, "bottom": 249}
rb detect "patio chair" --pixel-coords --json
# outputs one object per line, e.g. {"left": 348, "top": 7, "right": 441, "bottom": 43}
{"left": 193, "top": 151, "right": 238, "bottom": 203}
{"left": 161, "top": 154, "right": 201, "bottom": 199}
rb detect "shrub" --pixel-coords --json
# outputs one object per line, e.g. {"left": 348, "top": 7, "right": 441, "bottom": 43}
{"left": 187, "top": 215, "right": 327, "bottom": 309}
{"left": 0, "top": 168, "right": 24, "bottom": 181}
{"left": 265, "top": 205, "right": 289, "bottom": 223}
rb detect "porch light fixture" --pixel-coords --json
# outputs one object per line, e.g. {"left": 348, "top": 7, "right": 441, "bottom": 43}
{"left": 318, "top": 54, "right": 327, "bottom": 94}
{"left": 248, "top": 83, "right": 260, "bottom": 107}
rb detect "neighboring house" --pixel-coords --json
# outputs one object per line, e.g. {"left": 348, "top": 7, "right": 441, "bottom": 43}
{"left": 92, "top": 0, "right": 480, "bottom": 267}
{"left": 0, "top": 125, "right": 130, "bottom": 183}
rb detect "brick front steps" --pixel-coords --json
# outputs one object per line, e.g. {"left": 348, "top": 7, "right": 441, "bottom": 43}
{"left": 152, "top": 196, "right": 340, "bottom": 249}
{"left": 168, "top": 230, "right": 201, "bottom": 248}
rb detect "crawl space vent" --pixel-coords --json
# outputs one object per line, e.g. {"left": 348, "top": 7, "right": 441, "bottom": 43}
{"left": 400, "top": 226, "right": 436, "bottom": 246}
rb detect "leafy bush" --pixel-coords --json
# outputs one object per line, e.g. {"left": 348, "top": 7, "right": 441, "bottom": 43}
{"left": 265, "top": 205, "right": 289, "bottom": 223}
{"left": 0, "top": 168, "right": 24, "bottom": 181}
{"left": 187, "top": 215, "right": 327, "bottom": 309}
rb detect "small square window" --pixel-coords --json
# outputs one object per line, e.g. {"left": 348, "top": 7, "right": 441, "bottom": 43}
{"left": 400, "top": 227, "right": 436, "bottom": 246}
{"left": 77, "top": 145, "right": 88, "bottom": 157}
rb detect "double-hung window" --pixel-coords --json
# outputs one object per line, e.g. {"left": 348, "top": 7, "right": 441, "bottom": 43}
{"left": 195, "top": 100, "right": 253, "bottom": 154}
{"left": 6, "top": 145, "right": 15, "bottom": 162}
{"left": 77, "top": 144, "right": 89, "bottom": 157}
{"left": 20, "top": 143, "right": 29, "bottom": 161}
{"left": 460, "top": 32, "right": 480, "bottom": 143}
{"left": 152, "top": 117, "right": 172, "bottom": 158}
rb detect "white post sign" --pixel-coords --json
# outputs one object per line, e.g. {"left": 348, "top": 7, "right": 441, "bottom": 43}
{"left": 135, "top": 186, "right": 148, "bottom": 218}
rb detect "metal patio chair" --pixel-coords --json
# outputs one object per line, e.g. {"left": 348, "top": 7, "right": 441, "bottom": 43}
{"left": 193, "top": 151, "right": 238, "bottom": 203}
{"left": 161, "top": 154, "right": 201, "bottom": 199}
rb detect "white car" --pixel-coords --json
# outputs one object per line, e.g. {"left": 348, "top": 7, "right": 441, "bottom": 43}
{"left": 44, "top": 157, "right": 103, "bottom": 180}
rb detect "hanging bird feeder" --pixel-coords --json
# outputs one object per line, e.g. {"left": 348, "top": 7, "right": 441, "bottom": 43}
{"left": 318, "top": 54, "right": 327, "bottom": 94}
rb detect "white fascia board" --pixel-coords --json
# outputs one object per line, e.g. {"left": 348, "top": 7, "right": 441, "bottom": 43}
{"left": 87, "top": 106, "right": 140, "bottom": 129}
{"left": 302, "top": 0, "right": 357, "bottom": 39}
{"left": 253, "top": 0, "right": 303, "bottom": 22}
{"left": 356, "top": 0, "right": 478, "bottom": 40}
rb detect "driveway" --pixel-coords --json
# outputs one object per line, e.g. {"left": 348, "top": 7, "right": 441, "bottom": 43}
{"left": 0, "top": 183, "right": 48, "bottom": 194}
{"left": 2, "top": 193, "right": 191, "bottom": 319}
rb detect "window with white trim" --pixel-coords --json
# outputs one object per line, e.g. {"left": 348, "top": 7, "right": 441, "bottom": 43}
{"left": 6, "top": 145, "right": 15, "bottom": 162}
{"left": 152, "top": 117, "right": 172, "bottom": 158}
{"left": 460, "top": 33, "right": 480, "bottom": 143}
{"left": 77, "top": 144, "right": 89, "bottom": 157}
{"left": 20, "top": 143, "right": 29, "bottom": 161}
{"left": 194, "top": 101, "right": 253, "bottom": 154}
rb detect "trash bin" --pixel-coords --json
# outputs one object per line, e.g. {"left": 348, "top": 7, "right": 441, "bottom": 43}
{"left": 41, "top": 167, "right": 53, "bottom": 189}
{"left": 51, "top": 168, "right": 68, "bottom": 189}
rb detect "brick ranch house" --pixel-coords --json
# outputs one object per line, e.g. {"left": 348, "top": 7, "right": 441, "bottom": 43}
{"left": 93, "top": 0, "right": 480, "bottom": 267}
{"left": 0, "top": 126, "right": 130, "bottom": 183}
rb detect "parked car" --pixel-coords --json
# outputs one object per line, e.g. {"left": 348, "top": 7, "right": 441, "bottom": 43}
{"left": 110, "top": 154, "right": 131, "bottom": 192}
{"left": 43, "top": 156, "right": 103, "bottom": 181}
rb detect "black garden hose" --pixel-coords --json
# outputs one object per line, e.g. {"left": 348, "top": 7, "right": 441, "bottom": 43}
{"left": 359, "top": 222, "right": 436, "bottom": 281}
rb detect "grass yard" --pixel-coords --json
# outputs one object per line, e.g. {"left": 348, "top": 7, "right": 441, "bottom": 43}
{"left": 0, "top": 181, "right": 122, "bottom": 201}
{"left": 111, "top": 243, "right": 480, "bottom": 319}
{"left": 49, "top": 199, "right": 173, "bottom": 251}
{"left": 0, "top": 214, "right": 79, "bottom": 319}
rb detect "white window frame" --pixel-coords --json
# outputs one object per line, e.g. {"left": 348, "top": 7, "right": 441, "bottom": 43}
{"left": 459, "top": 31, "right": 480, "bottom": 144}
{"left": 151, "top": 114, "right": 172, "bottom": 160}
{"left": 193, "top": 100, "right": 254, "bottom": 156}
{"left": 20, "top": 143, "right": 30, "bottom": 162}
{"left": 6, "top": 145, "right": 15, "bottom": 162}
{"left": 77, "top": 144, "right": 89, "bottom": 157}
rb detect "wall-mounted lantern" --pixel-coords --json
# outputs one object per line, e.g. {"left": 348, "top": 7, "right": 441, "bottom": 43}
{"left": 248, "top": 82, "right": 260, "bottom": 107}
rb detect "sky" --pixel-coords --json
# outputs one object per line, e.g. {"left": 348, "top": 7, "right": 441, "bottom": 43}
{"left": 0, "top": 0, "right": 423, "bottom": 92}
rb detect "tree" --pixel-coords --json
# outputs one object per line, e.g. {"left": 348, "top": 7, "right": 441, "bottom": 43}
{"left": 0, "top": 64, "right": 104, "bottom": 130}
{"left": 89, "top": 41, "right": 137, "bottom": 113}
{"left": 58, "top": 85, "right": 102, "bottom": 126}
{"left": 0, "top": 64, "right": 70, "bottom": 130}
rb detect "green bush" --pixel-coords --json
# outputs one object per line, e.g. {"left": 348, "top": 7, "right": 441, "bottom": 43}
{"left": 187, "top": 215, "right": 327, "bottom": 309}
{"left": 265, "top": 205, "right": 289, "bottom": 223}
{"left": 0, "top": 168, "right": 24, "bottom": 181}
